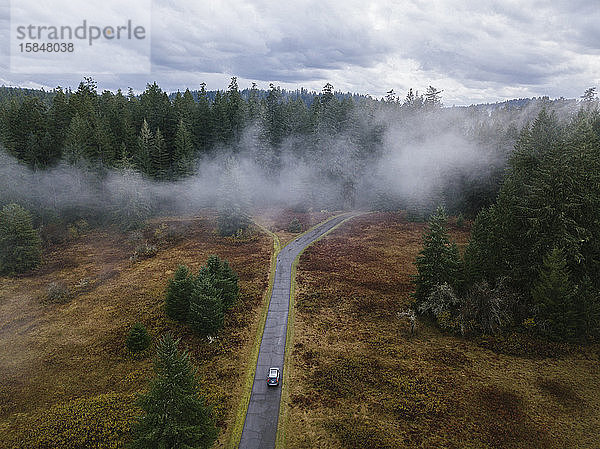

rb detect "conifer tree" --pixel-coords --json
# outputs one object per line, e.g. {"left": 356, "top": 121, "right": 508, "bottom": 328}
{"left": 151, "top": 128, "right": 169, "bottom": 180}
{"left": 129, "top": 334, "right": 217, "bottom": 449}
{"left": 412, "top": 206, "right": 462, "bottom": 308}
{"left": 174, "top": 119, "right": 195, "bottom": 177}
{"left": 126, "top": 322, "right": 152, "bottom": 353}
{"left": 165, "top": 265, "right": 195, "bottom": 322}
{"left": 136, "top": 119, "right": 153, "bottom": 175}
{"left": 199, "top": 255, "right": 239, "bottom": 311}
{"left": 0, "top": 203, "right": 42, "bottom": 274}
{"left": 194, "top": 83, "right": 213, "bottom": 152}
{"left": 188, "top": 277, "right": 224, "bottom": 337}
{"left": 532, "top": 247, "right": 577, "bottom": 341}
{"left": 217, "top": 157, "right": 250, "bottom": 237}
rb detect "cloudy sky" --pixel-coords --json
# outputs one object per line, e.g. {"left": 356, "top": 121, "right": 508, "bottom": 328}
{"left": 0, "top": 0, "right": 598, "bottom": 105}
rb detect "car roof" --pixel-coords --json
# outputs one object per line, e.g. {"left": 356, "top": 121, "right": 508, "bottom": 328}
{"left": 269, "top": 368, "right": 279, "bottom": 375}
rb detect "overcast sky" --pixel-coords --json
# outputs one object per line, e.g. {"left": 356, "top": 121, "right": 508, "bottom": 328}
{"left": 0, "top": 0, "right": 598, "bottom": 105}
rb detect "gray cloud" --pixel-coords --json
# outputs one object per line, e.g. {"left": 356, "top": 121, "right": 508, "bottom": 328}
{"left": 0, "top": 0, "right": 598, "bottom": 104}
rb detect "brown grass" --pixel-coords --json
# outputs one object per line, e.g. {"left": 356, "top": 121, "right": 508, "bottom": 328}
{"left": 0, "top": 213, "right": 272, "bottom": 448}
{"left": 283, "top": 211, "right": 600, "bottom": 449}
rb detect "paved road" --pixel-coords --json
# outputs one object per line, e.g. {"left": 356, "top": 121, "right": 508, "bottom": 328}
{"left": 238, "top": 213, "right": 356, "bottom": 449}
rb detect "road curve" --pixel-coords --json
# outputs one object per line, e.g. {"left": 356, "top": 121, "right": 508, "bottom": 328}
{"left": 238, "top": 213, "right": 357, "bottom": 449}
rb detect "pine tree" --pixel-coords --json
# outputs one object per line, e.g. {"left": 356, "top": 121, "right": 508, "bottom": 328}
{"left": 217, "top": 157, "right": 250, "bottom": 237}
{"left": 532, "top": 247, "right": 577, "bottom": 341}
{"left": 151, "top": 128, "right": 169, "bottom": 180}
{"left": 165, "top": 265, "right": 195, "bottom": 322}
{"left": 226, "top": 77, "right": 246, "bottom": 140}
{"left": 126, "top": 322, "right": 152, "bottom": 353}
{"left": 129, "top": 334, "right": 217, "bottom": 449}
{"left": 110, "top": 168, "right": 152, "bottom": 230}
{"left": 174, "top": 119, "right": 195, "bottom": 177}
{"left": 188, "top": 277, "right": 224, "bottom": 337}
{"left": 424, "top": 86, "right": 443, "bottom": 109}
{"left": 0, "top": 203, "right": 42, "bottom": 274}
{"left": 136, "top": 119, "right": 153, "bottom": 175}
{"left": 194, "top": 83, "right": 213, "bottom": 152}
{"left": 412, "top": 206, "right": 462, "bottom": 308}
{"left": 200, "top": 255, "right": 239, "bottom": 311}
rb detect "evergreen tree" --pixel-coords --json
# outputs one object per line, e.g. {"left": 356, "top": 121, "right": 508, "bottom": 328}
{"left": 173, "top": 89, "right": 196, "bottom": 126}
{"left": 174, "top": 119, "right": 195, "bottom": 177}
{"left": 412, "top": 206, "right": 462, "bottom": 308}
{"left": 136, "top": 119, "right": 153, "bottom": 175}
{"left": 0, "top": 203, "right": 42, "bottom": 274}
{"left": 211, "top": 91, "right": 232, "bottom": 144}
{"left": 532, "top": 247, "right": 578, "bottom": 341}
{"left": 424, "top": 86, "right": 443, "bottom": 109}
{"left": 129, "top": 334, "right": 217, "bottom": 449}
{"left": 263, "top": 83, "right": 285, "bottom": 147}
{"left": 194, "top": 83, "right": 213, "bottom": 152}
{"left": 199, "top": 255, "right": 239, "bottom": 311}
{"left": 217, "top": 157, "right": 250, "bottom": 237}
{"left": 188, "top": 277, "right": 224, "bottom": 337}
{"left": 63, "top": 112, "right": 94, "bottom": 164}
{"left": 226, "top": 77, "right": 246, "bottom": 140}
{"left": 247, "top": 82, "right": 261, "bottom": 121}
{"left": 110, "top": 168, "right": 152, "bottom": 230}
{"left": 576, "top": 276, "right": 600, "bottom": 341}
{"left": 151, "top": 128, "right": 169, "bottom": 180}
{"left": 165, "top": 265, "right": 195, "bottom": 322}
{"left": 126, "top": 322, "right": 152, "bottom": 353}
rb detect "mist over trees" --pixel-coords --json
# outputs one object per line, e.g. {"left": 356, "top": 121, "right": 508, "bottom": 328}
{"left": 2, "top": 78, "right": 599, "bottom": 342}
{"left": 0, "top": 76, "right": 586, "bottom": 230}
{"left": 414, "top": 103, "right": 600, "bottom": 342}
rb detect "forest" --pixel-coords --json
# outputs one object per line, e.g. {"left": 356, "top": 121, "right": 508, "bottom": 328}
{"left": 1, "top": 79, "right": 598, "bottom": 345}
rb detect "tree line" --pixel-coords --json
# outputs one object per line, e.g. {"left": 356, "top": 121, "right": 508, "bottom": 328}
{"left": 413, "top": 100, "right": 600, "bottom": 342}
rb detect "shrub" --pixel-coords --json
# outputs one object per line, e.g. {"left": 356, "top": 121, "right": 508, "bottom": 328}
{"left": 458, "top": 278, "right": 517, "bottom": 335}
{"left": 456, "top": 213, "right": 465, "bottom": 228}
{"left": 129, "top": 243, "right": 157, "bottom": 263}
{"left": 165, "top": 265, "right": 195, "bottom": 322}
{"left": 287, "top": 218, "right": 302, "bottom": 233}
{"left": 217, "top": 210, "right": 250, "bottom": 237}
{"left": 0, "top": 203, "right": 42, "bottom": 274}
{"left": 45, "top": 282, "right": 72, "bottom": 304}
{"left": 13, "top": 393, "right": 137, "bottom": 449}
{"left": 126, "top": 322, "right": 151, "bottom": 353}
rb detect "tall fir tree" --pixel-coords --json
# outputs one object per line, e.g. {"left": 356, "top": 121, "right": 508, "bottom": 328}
{"left": 194, "top": 82, "right": 213, "bottom": 152}
{"left": 174, "top": 119, "right": 195, "bottom": 177}
{"left": 532, "top": 247, "right": 578, "bottom": 341}
{"left": 129, "top": 334, "right": 217, "bottom": 449}
{"left": 188, "top": 277, "right": 224, "bottom": 337}
{"left": 0, "top": 203, "right": 42, "bottom": 274}
{"left": 412, "top": 206, "right": 463, "bottom": 308}
{"left": 199, "top": 255, "right": 239, "bottom": 311}
{"left": 165, "top": 265, "right": 195, "bottom": 322}
{"left": 151, "top": 128, "right": 169, "bottom": 180}
{"left": 136, "top": 119, "right": 153, "bottom": 175}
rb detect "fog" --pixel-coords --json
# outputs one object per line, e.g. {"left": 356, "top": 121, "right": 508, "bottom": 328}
{"left": 0, "top": 97, "right": 580, "bottom": 226}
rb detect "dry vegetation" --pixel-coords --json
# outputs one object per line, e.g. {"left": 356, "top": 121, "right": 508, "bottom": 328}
{"left": 0, "top": 212, "right": 272, "bottom": 448}
{"left": 284, "top": 212, "right": 600, "bottom": 449}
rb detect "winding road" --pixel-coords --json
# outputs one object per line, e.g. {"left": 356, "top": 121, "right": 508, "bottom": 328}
{"left": 238, "top": 213, "right": 357, "bottom": 449}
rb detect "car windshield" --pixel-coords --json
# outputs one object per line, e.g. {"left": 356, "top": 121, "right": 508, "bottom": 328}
{"left": 269, "top": 369, "right": 278, "bottom": 377}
